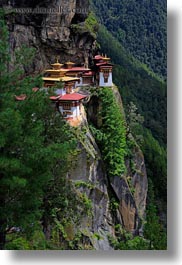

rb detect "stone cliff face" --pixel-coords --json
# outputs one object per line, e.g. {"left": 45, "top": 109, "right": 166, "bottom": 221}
{"left": 1, "top": 0, "right": 148, "bottom": 249}
{"left": 2, "top": 0, "right": 95, "bottom": 73}
{"left": 69, "top": 120, "right": 114, "bottom": 250}
{"left": 73, "top": 88, "right": 148, "bottom": 249}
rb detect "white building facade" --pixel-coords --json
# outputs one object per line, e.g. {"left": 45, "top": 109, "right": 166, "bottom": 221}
{"left": 59, "top": 102, "right": 80, "bottom": 119}
{"left": 99, "top": 69, "right": 113, "bottom": 87}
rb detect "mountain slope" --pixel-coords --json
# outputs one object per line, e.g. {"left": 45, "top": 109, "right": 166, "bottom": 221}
{"left": 91, "top": 0, "right": 167, "bottom": 79}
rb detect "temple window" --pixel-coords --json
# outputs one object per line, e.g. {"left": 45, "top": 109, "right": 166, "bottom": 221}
{"left": 63, "top": 103, "right": 71, "bottom": 110}
{"left": 103, "top": 69, "right": 109, "bottom": 83}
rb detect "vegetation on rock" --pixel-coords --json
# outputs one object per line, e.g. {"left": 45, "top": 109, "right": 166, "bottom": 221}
{"left": 89, "top": 87, "right": 126, "bottom": 177}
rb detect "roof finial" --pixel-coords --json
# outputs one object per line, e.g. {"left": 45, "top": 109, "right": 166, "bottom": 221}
{"left": 56, "top": 56, "right": 59, "bottom": 63}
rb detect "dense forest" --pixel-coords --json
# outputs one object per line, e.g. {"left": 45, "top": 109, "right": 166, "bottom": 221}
{"left": 91, "top": 0, "right": 167, "bottom": 79}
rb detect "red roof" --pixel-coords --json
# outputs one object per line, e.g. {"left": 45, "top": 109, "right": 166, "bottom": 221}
{"left": 96, "top": 62, "right": 113, "bottom": 67}
{"left": 94, "top": 55, "right": 103, "bottom": 60}
{"left": 63, "top": 67, "right": 90, "bottom": 72}
{"left": 15, "top": 94, "right": 27, "bottom": 101}
{"left": 32, "top": 87, "right": 39, "bottom": 92}
{"left": 60, "top": 93, "right": 87, "bottom": 101}
{"left": 82, "top": 71, "right": 93, "bottom": 76}
{"left": 49, "top": 95, "right": 61, "bottom": 101}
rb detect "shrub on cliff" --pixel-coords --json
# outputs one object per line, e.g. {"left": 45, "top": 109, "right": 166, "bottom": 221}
{"left": 90, "top": 87, "right": 126, "bottom": 177}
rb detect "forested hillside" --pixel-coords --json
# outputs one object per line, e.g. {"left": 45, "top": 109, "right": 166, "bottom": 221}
{"left": 91, "top": 0, "right": 167, "bottom": 79}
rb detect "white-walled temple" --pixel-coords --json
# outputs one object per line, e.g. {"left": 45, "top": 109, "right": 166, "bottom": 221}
{"left": 15, "top": 55, "right": 114, "bottom": 126}
{"left": 93, "top": 55, "right": 113, "bottom": 87}
{"left": 41, "top": 55, "right": 114, "bottom": 123}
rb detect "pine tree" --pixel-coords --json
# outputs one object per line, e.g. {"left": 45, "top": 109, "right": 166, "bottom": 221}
{"left": 144, "top": 179, "right": 167, "bottom": 249}
{"left": 0, "top": 12, "right": 76, "bottom": 249}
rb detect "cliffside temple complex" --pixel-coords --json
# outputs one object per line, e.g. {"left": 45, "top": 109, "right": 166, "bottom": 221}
{"left": 15, "top": 55, "right": 113, "bottom": 125}
{"left": 43, "top": 55, "right": 113, "bottom": 90}
{"left": 41, "top": 55, "right": 114, "bottom": 123}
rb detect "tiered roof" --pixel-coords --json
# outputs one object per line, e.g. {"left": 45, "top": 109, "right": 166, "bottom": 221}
{"left": 43, "top": 59, "right": 92, "bottom": 83}
{"left": 94, "top": 54, "right": 113, "bottom": 68}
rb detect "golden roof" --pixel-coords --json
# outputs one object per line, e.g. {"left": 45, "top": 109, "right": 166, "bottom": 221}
{"left": 61, "top": 76, "right": 80, "bottom": 82}
{"left": 50, "top": 57, "right": 64, "bottom": 69}
{"left": 45, "top": 69, "right": 69, "bottom": 73}
{"left": 65, "top": 61, "right": 75, "bottom": 65}
{"left": 102, "top": 55, "right": 110, "bottom": 61}
{"left": 51, "top": 62, "right": 63, "bottom": 66}
{"left": 43, "top": 77, "right": 62, "bottom": 82}
{"left": 43, "top": 76, "right": 80, "bottom": 82}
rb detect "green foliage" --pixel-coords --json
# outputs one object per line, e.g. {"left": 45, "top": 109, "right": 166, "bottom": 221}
{"left": 144, "top": 179, "right": 167, "bottom": 249}
{"left": 5, "top": 237, "right": 30, "bottom": 250}
{"left": 71, "top": 12, "right": 99, "bottom": 39}
{"left": 78, "top": 192, "right": 93, "bottom": 215}
{"left": 93, "top": 232, "right": 103, "bottom": 241}
{"left": 126, "top": 176, "right": 135, "bottom": 196}
{"left": 126, "top": 101, "right": 144, "bottom": 145}
{"left": 91, "top": 0, "right": 167, "bottom": 79}
{"left": 75, "top": 180, "right": 95, "bottom": 190}
{"left": 29, "top": 230, "right": 47, "bottom": 250}
{"left": 90, "top": 87, "right": 126, "bottom": 177}
{"left": 108, "top": 225, "right": 149, "bottom": 250}
{"left": 85, "top": 12, "right": 99, "bottom": 38}
{"left": 68, "top": 231, "right": 93, "bottom": 250}
{"left": 109, "top": 197, "right": 119, "bottom": 213}
{"left": 142, "top": 129, "right": 167, "bottom": 201}
{"left": 119, "top": 236, "right": 149, "bottom": 250}
{"left": 0, "top": 14, "right": 78, "bottom": 250}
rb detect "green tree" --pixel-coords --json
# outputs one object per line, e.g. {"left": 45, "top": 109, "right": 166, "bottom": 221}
{"left": 91, "top": 0, "right": 167, "bottom": 79}
{"left": 108, "top": 225, "right": 149, "bottom": 250}
{"left": 142, "top": 129, "right": 167, "bottom": 201}
{"left": 0, "top": 13, "right": 76, "bottom": 249}
{"left": 126, "top": 101, "right": 144, "bottom": 144}
{"left": 90, "top": 87, "right": 126, "bottom": 177}
{"left": 144, "top": 179, "right": 167, "bottom": 249}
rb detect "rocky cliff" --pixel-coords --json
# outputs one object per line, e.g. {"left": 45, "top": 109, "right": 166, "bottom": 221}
{"left": 2, "top": 0, "right": 95, "bottom": 73}
{"left": 1, "top": 0, "right": 148, "bottom": 250}
{"left": 69, "top": 87, "right": 148, "bottom": 250}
